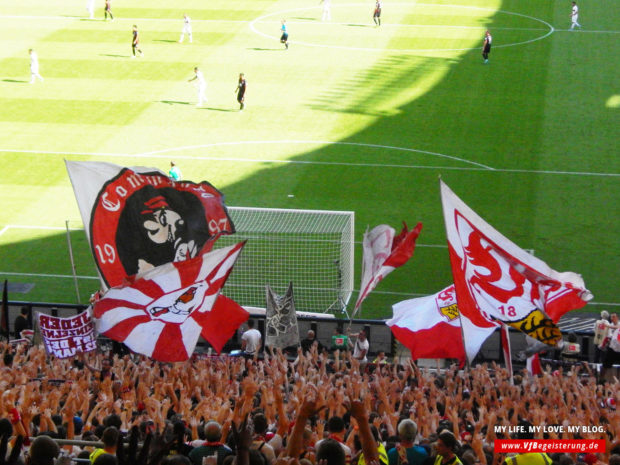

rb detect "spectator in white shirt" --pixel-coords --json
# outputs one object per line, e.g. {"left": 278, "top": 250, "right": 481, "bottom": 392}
{"left": 241, "top": 319, "right": 262, "bottom": 357}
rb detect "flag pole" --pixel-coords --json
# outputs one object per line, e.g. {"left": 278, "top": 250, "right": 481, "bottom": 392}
{"left": 500, "top": 323, "right": 514, "bottom": 385}
{"left": 350, "top": 225, "right": 369, "bottom": 321}
{"left": 65, "top": 220, "right": 81, "bottom": 304}
{"left": 1, "top": 280, "right": 9, "bottom": 340}
{"left": 438, "top": 177, "right": 470, "bottom": 370}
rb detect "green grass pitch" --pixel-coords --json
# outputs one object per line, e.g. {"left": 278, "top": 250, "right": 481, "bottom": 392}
{"left": 0, "top": 0, "right": 618, "bottom": 319}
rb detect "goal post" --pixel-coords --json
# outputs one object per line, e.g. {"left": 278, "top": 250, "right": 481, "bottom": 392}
{"left": 215, "top": 207, "right": 355, "bottom": 315}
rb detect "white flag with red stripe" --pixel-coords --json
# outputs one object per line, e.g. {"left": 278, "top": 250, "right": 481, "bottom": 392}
{"left": 93, "top": 242, "right": 248, "bottom": 362}
{"left": 354, "top": 222, "right": 423, "bottom": 316}
{"left": 526, "top": 353, "right": 542, "bottom": 376}
{"left": 440, "top": 180, "right": 592, "bottom": 362}
{"left": 387, "top": 284, "right": 465, "bottom": 362}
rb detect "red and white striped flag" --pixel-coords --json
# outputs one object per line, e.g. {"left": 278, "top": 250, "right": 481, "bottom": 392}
{"left": 93, "top": 242, "right": 248, "bottom": 361}
{"left": 387, "top": 284, "right": 465, "bottom": 362}
{"left": 526, "top": 353, "right": 542, "bottom": 376}
{"left": 440, "top": 180, "right": 592, "bottom": 363}
{"left": 354, "top": 222, "right": 423, "bottom": 316}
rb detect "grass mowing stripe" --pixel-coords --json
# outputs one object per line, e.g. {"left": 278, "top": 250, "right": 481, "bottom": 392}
{"left": 111, "top": 7, "right": 267, "bottom": 21}
{"left": 1, "top": 145, "right": 618, "bottom": 177}
{"left": 1, "top": 58, "right": 202, "bottom": 80}
{"left": 0, "top": 99, "right": 150, "bottom": 125}
{"left": 42, "top": 29, "right": 234, "bottom": 44}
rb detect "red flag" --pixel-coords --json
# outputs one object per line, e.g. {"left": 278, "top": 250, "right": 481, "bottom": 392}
{"left": 387, "top": 284, "right": 465, "bottom": 362}
{"left": 440, "top": 180, "right": 592, "bottom": 362}
{"left": 354, "top": 222, "right": 423, "bottom": 315}
{"left": 94, "top": 242, "right": 248, "bottom": 361}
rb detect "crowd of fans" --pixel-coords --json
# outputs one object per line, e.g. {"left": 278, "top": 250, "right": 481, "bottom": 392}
{"left": 1, "top": 338, "right": 620, "bottom": 465}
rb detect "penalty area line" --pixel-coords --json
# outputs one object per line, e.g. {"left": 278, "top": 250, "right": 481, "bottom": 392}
{"left": 1, "top": 146, "right": 619, "bottom": 177}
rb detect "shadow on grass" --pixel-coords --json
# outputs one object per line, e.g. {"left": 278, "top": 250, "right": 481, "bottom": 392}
{"left": 199, "top": 107, "right": 237, "bottom": 112}
{"left": 2, "top": 79, "right": 28, "bottom": 84}
{"left": 346, "top": 23, "right": 374, "bottom": 27}
{"left": 154, "top": 40, "right": 178, "bottom": 43}
{"left": 100, "top": 54, "right": 128, "bottom": 58}
{"left": 291, "top": 17, "right": 316, "bottom": 21}
{"left": 2, "top": 1, "right": 618, "bottom": 312}
{"left": 247, "top": 47, "right": 283, "bottom": 52}
{"left": 161, "top": 100, "right": 191, "bottom": 105}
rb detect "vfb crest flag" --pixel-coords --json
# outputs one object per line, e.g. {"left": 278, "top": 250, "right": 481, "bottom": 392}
{"left": 388, "top": 284, "right": 465, "bottom": 362}
{"left": 440, "top": 180, "right": 592, "bottom": 362}
{"left": 93, "top": 242, "right": 248, "bottom": 362}
{"left": 66, "top": 161, "right": 235, "bottom": 289}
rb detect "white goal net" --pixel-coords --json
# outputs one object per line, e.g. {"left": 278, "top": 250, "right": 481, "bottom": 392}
{"left": 215, "top": 207, "right": 354, "bottom": 315}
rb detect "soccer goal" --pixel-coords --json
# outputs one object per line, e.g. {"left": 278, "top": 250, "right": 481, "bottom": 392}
{"left": 215, "top": 207, "right": 355, "bottom": 315}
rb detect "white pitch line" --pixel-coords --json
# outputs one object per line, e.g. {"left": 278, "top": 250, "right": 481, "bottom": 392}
{"left": 2, "top": 13, "right": 618, "bottom": 35}
{"left": 554, "top": 28, "right": 620, "bottom": 34}
{"left": 0, "top": 271, "right": 99, "bottom": 280}
{"left": 0, "top": 226, "right": 9, "bottom": 237}
{"left": 249, "top": 3, "right": 555, "bottom": 52}
{"left": 1, "top": 145, "right": 619, "bottom": 177}
{"left": 0, "top": 14, "right": 250, "bottom": 23}
{"left": 259, "top": 21, "right": 551, "bottom": 32}
{"left": 139, "top": 140, "right": 493, "bottom": 169}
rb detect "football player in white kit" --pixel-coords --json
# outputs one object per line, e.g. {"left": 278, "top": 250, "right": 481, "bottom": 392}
{"left": 29, "top": 49, "right": 44, "bottom": 83}
{"left": 321, "top": 0, "right": 332, "bottom": 21}
{"left": 179, "top": 14, "right": 193, "bottom": 43}
{"left": 570, "top": 2, "right": 581, "bottom": 29}
{"left": 188, "top": 67, "right": 207, "bottom": 106}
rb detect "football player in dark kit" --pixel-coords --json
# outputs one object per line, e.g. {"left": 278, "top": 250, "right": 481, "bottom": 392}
{"left": 104, "top": 0, "right": 113, "bottom": 21}
{"left": 132, "top": 25, "right": 143, "bottom": 58}
{"left": 373, "top": 0, "right": 382, "bottom": 26}
{"left": 235, "top": 73, "right": 246, "bottom": 111}
{"left": 482, "top": 30, "right": 492, "bottom": 63}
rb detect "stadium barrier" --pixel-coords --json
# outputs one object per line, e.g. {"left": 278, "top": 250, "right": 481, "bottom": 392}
{"left": 4, "top": 300, "right": 595, "bottom": 364}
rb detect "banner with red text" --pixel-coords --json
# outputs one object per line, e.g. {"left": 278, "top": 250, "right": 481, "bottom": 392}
{"left": 37, "top": 310, "right": 97, "bottom": 358}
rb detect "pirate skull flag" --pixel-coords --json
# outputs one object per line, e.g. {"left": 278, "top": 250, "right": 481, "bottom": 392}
{"left": 93, "top": 242, "right": 248, "bottom": 361}
{"left": 66, "top": 161, "right": 235, "bottom": 289}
